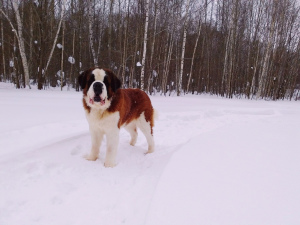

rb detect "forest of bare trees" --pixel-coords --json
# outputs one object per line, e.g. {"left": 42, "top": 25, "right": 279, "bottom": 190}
{"left": 1, "top": 0, "right": 300, "bottom": 100}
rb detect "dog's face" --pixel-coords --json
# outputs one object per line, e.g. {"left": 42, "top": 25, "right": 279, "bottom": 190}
{"left": 78, "top": 68, "right": 121, "bottom": 110}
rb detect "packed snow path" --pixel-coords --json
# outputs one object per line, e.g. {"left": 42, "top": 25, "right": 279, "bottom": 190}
{"left": 0, "top": 83, "right": 299, "bottom": 225}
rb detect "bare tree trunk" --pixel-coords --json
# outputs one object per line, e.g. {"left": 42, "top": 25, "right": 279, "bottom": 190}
{"left": 97, "top": 0, "right": 106, "bottom": 63}
{"left": 1, "top": 19, "right": 6, "bottom": 81}
{"left": 256, "top": 0, "right": 276, "bottom": 99}
{"left": 88, "top": 0, "right": 98, "bottom": 66}
{"left": 12, "top": 36, "right": 19, "bottom": 88}
{"left": 147, "top": 0, "right": 158, "bottom": 94}
{"left": 222, "top": 26, "right": 230, "bottom": 96}
{"left": 249, "top": 0, "right": 263, "bottom": 98}
{"left": 43, "top": 0, "right": 65, "bottom": 83}
{"left": 1, "top": 0, "right": 32, "bottom": 88}
{"left": 60, "top": 16, "right": 65, "bottom": 91}
{"left": 222, "top": 0, "right": 239, "bottom": 98}
{"left": 177, "top": 0, "right": 191, "bottom": 96}
{"left": 250, "top": 43, "right": 261, "bottom": 98}
{"left": 129, "top": 29, "right": 139, "bottom": 88}
{"left": 140, "top": 0, "right": 150, "bottom": 91}
{"left": 68, "top": 29, "right": 75, "bottom": 90}
{"left": 187, "top": 17, "right": 202, "bottom": 93}
{"left": 121, "top": 0, "right": 130, "bottom": 87}
{"left": 29, "top": 3, "right": 33, "bottom": 78}
{"left": 162, "top": 33, "right": 174, "bottom": 95}
{"left": 12, "top": 0, "right": 30, "bottom": 88}
{"left": 108, "top": 0, "right": 114, "bottom": 64}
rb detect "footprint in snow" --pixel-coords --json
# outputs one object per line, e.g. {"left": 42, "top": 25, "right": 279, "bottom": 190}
{"left": 70, "top": 145, "right": 82, "bottom": 156}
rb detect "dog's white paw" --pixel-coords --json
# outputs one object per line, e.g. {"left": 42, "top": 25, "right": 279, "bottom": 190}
{"left": 130, "top": 139, "right": 137, "bottom": 146}
{"left": 145, "top": 146, "right": 154, "bottom": 154}
{"left": 85, "top": 154, "right": 98, "bottom": 161}
{"left": 104, "top": 161, "right": 116, "bottom": 168}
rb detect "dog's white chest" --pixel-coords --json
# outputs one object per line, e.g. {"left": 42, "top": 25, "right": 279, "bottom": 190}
{"left": 86, "top": 110, "right": 120, "bottom": 133}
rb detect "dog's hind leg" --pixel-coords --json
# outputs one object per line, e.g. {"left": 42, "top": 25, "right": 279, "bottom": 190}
{"left": 125, "top": 122, "right": 138, "bottom": 146}
{"left": 137, "top": 112, "right": 154, "bottom": 154}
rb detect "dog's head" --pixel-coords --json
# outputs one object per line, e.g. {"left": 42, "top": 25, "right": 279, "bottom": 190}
{"left": 78, "top": 68, "right": 121, "bottom": 110}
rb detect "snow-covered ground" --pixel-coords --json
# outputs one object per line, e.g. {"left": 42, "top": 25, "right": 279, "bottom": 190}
{"left": 0, "top": 82, "right": 299, "bottom": 225}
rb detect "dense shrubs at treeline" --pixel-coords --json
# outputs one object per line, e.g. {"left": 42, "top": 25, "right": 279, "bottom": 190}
{"left": 0, "top": 0, "right": 300, "bottom": 100}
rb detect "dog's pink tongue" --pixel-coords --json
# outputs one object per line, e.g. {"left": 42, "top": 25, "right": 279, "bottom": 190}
{"left": 89, "top": 98, "right": 94, "bottom": 104}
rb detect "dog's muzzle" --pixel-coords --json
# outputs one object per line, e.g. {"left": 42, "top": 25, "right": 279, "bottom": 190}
{"left": 93, "top": 82, "right": 103, "bottom": 102}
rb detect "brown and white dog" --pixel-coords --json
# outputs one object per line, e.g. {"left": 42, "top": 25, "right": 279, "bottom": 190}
{"left": 78, "top": 68, "right": 156, "bottom": 167}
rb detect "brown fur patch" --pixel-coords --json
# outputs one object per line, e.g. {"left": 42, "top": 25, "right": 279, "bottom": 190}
{"left": 78, "top": 67, "right": 154, "bottom": 133}
{"left": 83, "top": 98, "right": 91, "bottom": 113}
{"left": 108, "top": 89, "right": 154, "bottom": 132}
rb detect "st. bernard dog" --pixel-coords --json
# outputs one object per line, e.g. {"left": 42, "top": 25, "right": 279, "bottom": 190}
{"left": 78, "top": 67, "right": 156, "bottom": 167}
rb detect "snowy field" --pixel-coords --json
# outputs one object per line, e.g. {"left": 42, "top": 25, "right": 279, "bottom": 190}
{"left": 0, "top": 82, "right": 299, "bottom": 225}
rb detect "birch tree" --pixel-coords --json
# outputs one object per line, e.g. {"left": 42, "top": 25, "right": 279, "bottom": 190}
{"left": 221, "top": 0, "right": 239, "bottom": 98}
{"left": 186, "top": 9, "right": 202, "bottom": 93}
{"left": 0, "top": 0, "right": 299, "bottom": 99}
{"left": 256, "top": 0, "right": 277, "bottom": 99}
{"left": 140, "top": 0, "right": 150, "bottom": 91}
{"left": 43, "top": 0, "right": 65, "bottom": 88}
{"left": 60, "top": 11, "right": 65, "bottom": 91}
{"left": 147, "top": 0, "right": 158, "bottom": 94}
{"left": 1, "top": 19, "right": 6, "bottom": 81}
{"left": 108, "top": 0, "right": 114, "bottom": 64}
{"left": 177, "top": 0, "right": 191, "bottom": 96}
{"left": 1, "top": 0, "right": 30, "bottom": 88}
{"left": 249, "top": 0, "right": 264, "bottom": 98}
{"left": 88, "top": 0, "right": 98, "bottom": 66}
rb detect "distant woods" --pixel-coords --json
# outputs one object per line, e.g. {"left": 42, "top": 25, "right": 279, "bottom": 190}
{"left": 0, "top": 0, "right": 300, "bottom": 100}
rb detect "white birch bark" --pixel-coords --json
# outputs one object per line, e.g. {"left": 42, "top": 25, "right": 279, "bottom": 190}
{"left": 256, "top": 1, "right": 276, "bottom": 99}
{"left": 140, "top": 0, "right": 150, "bottom": 91}
{"left": 108, "top": 0, "right": 114, "bottom": 63}
{"left": 222, "top": 0, "right": 239, "bottom": 97}
{"left": 129, "top": 30, "right": 139, "bottom": 88}
{"left": 177, "top": 0, "right": 191, "bottom": 96}
{"left": 1, "top": 19, "right": 6, "bottom": 81}
{"left": 12, "top": 0, "right": 31, "bottom": 88}
{"left": 147, "top": 0, "right": 158, "bottom": 94}
{"left": 162, "top": 34, "right": 174, "bottom": 95}
{"left": 60, "top": 16, "right": 65, "bottom": 91}
{"left": 250, "top": 44, "right": 261, "bottom": 98}
{"left": 1, "top": 1, "right": 31, "bottom": 88}
{"left": 186, "top": 18, "right": 201, "bottom": 93}
{"left": 249, "top": 0, "right": 263, "bottom": 97}
{"left": 222, "top": 28, "right": 231, "bottom": 95}
{"left": 121, "top": 0, "right": 130, "bottom": 87}
{"left": 97, "top": 0, "right": 106, "bottom": 60}
{"left": 44, "top": 0, "right": 65, "bottom": 81}
{"left": 88, "top": 0, "right": 98, "bottom": 66}
{"left": 68, "top": 29, "right": 75, "bottom": 90}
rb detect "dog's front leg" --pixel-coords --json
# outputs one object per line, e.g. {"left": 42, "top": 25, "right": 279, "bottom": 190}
{"left": 104, "top": 129, "right": 120, "bottom": 167}
{"left": 86, "top": 130, "right": 104, "bottom": 161}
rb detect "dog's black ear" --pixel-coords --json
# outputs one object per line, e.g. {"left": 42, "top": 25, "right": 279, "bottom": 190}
{"left": 78, "top": 71, "right": 87, "bottom": 90}
{"left": 105, "top": 69, "right": 122, "bottom": 93}
{"left": 112, "top": 74, "right": 121, "bottom": 93}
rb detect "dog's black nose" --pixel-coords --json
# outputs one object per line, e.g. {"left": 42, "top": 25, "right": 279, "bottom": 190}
{"left": 93, "top": 82, "right": 103, "bottom": 95}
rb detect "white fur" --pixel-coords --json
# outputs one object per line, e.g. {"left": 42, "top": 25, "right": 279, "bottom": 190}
{"left": 83, "top": 70, "right": 155, "bottom": 167}
{"left": 134, "top": 112, "right": 155, "bottom": 153}
{"left": 93, "top": 68, "right": 106, "bottom": 81}
{"left": 85, "top": 110, "right": 120, "bottom": 167}
{"left": 85, "top": 110, "right": 155, "bottom": 167}
{"left": 124, "top": 123, "right": 138, "bottom": 146}
{"left": 123, "top": 112, "right": 154, "bottom": 153}
{"left": 85, "top": 80, "right": 110, "bottom": 110}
